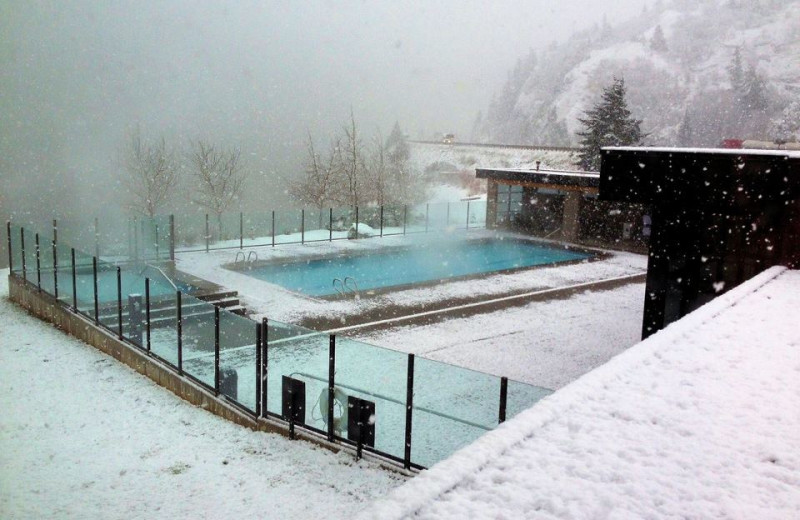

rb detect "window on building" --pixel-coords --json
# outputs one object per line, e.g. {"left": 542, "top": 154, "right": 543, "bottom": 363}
{"left": 496, "top": 184, "right": 524, "bottom": 225}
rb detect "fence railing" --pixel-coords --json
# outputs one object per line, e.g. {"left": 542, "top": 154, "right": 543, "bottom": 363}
{"left": 6, "top": 219, "right": 551, "bottom": 470}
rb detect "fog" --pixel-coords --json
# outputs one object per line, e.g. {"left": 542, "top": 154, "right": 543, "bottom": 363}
{"left": 0, "top": 0, "right": 649, "bottom": 228}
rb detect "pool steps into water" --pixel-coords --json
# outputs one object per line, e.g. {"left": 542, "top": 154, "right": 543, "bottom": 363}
{"left": 97, "top": 289, "right": 247, "bottom": 328}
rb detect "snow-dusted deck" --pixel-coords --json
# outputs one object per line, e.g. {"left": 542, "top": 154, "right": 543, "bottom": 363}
{"left": 362, "top": 266, "right": 800, "bottom": 519}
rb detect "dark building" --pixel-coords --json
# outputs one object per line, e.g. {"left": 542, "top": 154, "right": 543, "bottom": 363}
{"left": 600, "top": 147, "right": 800, "bottom": 338}
{"left": 477, "top": 167, "right": 648, "bottom": 249}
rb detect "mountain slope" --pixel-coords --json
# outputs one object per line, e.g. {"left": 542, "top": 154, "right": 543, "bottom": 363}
{"left": 481, "top": 0, "right": 800, "bottom": 147}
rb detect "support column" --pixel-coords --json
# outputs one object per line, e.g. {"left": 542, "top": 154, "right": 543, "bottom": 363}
{"left": 561, "top": 190, "right": 582, "bottom": 242}
{"left": 486, "top": 179, "right": 499, "bottom": 230}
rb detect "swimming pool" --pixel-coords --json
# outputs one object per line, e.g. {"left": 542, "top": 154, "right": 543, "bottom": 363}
{"left": 238, "top": 238, "right": 592, "bottom": 297}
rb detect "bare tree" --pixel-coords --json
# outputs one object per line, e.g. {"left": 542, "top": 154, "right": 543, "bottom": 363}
{"left": 341, "top": 110, "right": 367, "bottom": 208}
{"left": 366, "top": 130, "right": 389, "bottom": 206}
{"left": 190, "top": 140, "right": 248, "bottom": 235}
{"left": 288, "top": 132, "right": 343, "bottom": 214}
{"left": 121, "top": 128, "right": 180, "bottom": 217}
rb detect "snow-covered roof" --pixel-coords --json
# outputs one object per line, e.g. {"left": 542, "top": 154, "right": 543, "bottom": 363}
{"left": 360, "top": 266, "right": 800, "bottom": 519}
{"left": 604, "top": 146, "right": 800, "bottom": 159}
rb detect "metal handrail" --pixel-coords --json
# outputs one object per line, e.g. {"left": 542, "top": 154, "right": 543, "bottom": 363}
{"left": 247, "top": 251, "right": 258, "bottom": 263}
{"left": 332, "top": 277, "right": 345, "bottom": 296}
{"left": 344, "top": 276, "right": 359, "bottom": 296}
{"left": 144, "top": 262, "right": 178, "bottom": 291}
{"left": 234, "top": 251, "right": 246, "bottom": 265}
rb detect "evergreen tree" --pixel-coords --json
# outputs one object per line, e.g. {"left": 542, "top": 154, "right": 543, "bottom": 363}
{"left": 576, "top": 77, "right": 644, "bottom": 171}
{"left": 741, "top": 64, "right": 768, "bottom": 113}
{"left": 727, "top": 47, "right": 745, "bottom": 93}
{"left": 650, "top": 25, "right": 668, "bottom": 52}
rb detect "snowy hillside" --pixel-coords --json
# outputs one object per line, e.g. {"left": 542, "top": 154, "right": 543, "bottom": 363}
{"left": 480, "top": 0, "right": 800, "bottom": 146}
{"left": 409, "top": 141, "right": 578, "bottom": 173}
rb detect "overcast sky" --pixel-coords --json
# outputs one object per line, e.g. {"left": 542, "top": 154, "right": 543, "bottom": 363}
{"left": 0, "top": 0, "right": 651, "bottom": 215}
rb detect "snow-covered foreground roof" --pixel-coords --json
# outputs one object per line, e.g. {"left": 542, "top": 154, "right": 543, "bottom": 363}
{"left": 361, "top": 266, "right": 800, "bottom": 519}
{"left": 0, "top": 271, "right": 403, "bottom": 519}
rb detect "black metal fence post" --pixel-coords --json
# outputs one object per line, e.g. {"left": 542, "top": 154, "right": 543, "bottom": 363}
{"left": 92, "top": 257, "right": 99, "bottom": 323}
{"left": 239, "top": 211, "right": 244, "bottom": 250}
{"left": 214, "top": 306, "right": 220, "bottom": 395}
{"left": 52, "top": 219, "right": 58, "bottom": 299}
{"left": 94, "top": 217, "right": 100, "bottom": 259}
{"left": 177, "top": 291, "right": 183, "bottom": 373}
{"left": 117, "top": 266, "right": 123, "bottom": 339}
{"left": 20, "top": 228, "right": 26, "bottom": 282}
{"left": 466, "top": 200, "right": 471, "bottom": 230}
{"left": 404, "top": 353, "right": 415, "bottom": 469}
{"left": 499, "top": 376, "right": 508, "bottom": 424}
{"left": 271, "top": 210, "right": 275, "bottom": 247}
{"left": 355, "top": 206, "right": 359, "bottom": 237}
{"left": 255, "top": 321, "right": 262, "bottom": 416}
{"left": 301, "top": 209, "right": 305, "bottom": 244}
{"left": 327, "top": 334, "right": 336, "bottom": 442}
{"left": 133, "top": 216, "right": 139, "bottom": 261}
{"left": 403, "top": 205, "right": 407, "bottom": 235}
{"left": 145, "top": 277, "right": 151, "bottom": 352}
{"left": 169, "top": 214, "right": 175, "bottom": 261}
{"left": 35, "top": 233, "right": 41, "bottom": 292}
{"left": 261, "top": 318, "right": 268, "bottom": 417}
{"left": 205, "top": 214, "right": 210, "bottom": 253}
{"left": 379, "top": 206, "right": 384, "bottom": 237}
{"left": 71, "top": 248, "right": 77, "bottom": 310}
{"left": 5, "top": 221, "right": 11, "bottom": 273}
{"left": 329, "top": 208, "right": 333, "bottom": 242}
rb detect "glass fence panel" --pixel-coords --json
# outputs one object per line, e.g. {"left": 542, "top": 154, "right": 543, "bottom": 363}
{"left": 406, "top": 204, "right": 429, "bottom": 234}
{"left": 426, "top": 202, "right": 450, "bottom": 231}
{"left": 448, "top": 201, "right": 469, "bottom": 230}
{"left": 242, "top": 212, "right": 273, "bottom": 247}
{"left": 382, "top": 205, "right": 407, "bottom": 236}
{"left": 265, "top": 321, "right": 329, "bottom": 432}
{"left": 219, "top": 311, "right": 258, "bottom": 411}
{"left": 335, "top": 338, "right": 408, "bottom": 460}
{"left": 148, "top": 276, "right": 180, "bottom": 366}
{"left": 357, "top": 207, "right": 381, "bottom": 237}
{"left": 96, "top": 213, "right": 132, "bottom": 262}
{"left": 468, "top": 200, "right": 487, "bottom": 229}
{"left": 173, "top": 212, "right": 207, "bottom": 251}
{"left": 95, "top": 259, "right": 122, "bottom": 335}
{"left": 58, "top": 218, "right": 98, "bottom": 259}
{"left": 9, "top": 224, "right": 23, "bottom": 275}
{"left": 180, "top": 294, "right": 217, "bottom": 388}
{"left": 214, "top": 212, "right": 242, "bottom": 247}
{"left": 411, "top": 357, "right": 501, "bottom": 468}
{"left": 73, "top": 248, "right": 96, "bottom": 317}
{"left": 506, "top": 379, "right": 553, "bottom": 420}
{"left": 331, "top": 207, "right": 355, "bottom": 239}
{"left": 36, "top": 229, "right": 57, "bottom": 296}
{"left": 117, "top": 270, "right": 148, "bottom": 349}
{"left": 274, "top": 209, "right": 303, "bottom": 244}
{"left": 56, "top": 243, "right": 74, "bottom": 306}
{"left": 303, "top": 208, "right": 329, "bottom": 242}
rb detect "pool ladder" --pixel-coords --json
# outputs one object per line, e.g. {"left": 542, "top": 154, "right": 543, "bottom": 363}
{"left": 333, "top": 276, "right": 359, "bottom": 298}
{"left": 234, "top": 251, "right": 258, "bottom": 267}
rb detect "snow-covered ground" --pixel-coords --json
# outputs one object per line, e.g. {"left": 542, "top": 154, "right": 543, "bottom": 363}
{"left": 362, "top": 266, "right": 800, "bottom": 519}
{"left": 0, "top": 271, "right": 404, "bottom": 519}
{"left": 355, "top": 282, "right": 645, "bottom": 390}
{"left": 409, "top": 141, "right": 577, "bottom": 173}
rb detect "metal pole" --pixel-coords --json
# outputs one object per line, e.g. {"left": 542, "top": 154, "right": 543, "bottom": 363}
{"left": 5, "top": 222, "right": 11, "bottom": 273}
{"left": 35, "top": 233, "right": 41, "bottom": 292}
{"left": 301, "top": 209, "right": 305, "bottom": 244}
{"left": 205, "top": 214, "right": 210, "bottom": 253}
{"left": 94, "top": 217, "right": 100, "bottom": 259}
{"left": 214, "top": 306, "right": 220, "bottom": 395}
{"left": 52, "top": 219, "right": 58, "bottom": 299}
{"left": 261, "top": 317, "right": 268, "bottom": 416}
{"left": 446, "top": 202, "right": 450, "bottom": 226}
{"left": 255, "top": 321, "right": 262, "bottom": 416}
{"left": 71, "top": 248, "right": 77, "bottom": 310}
{"left": 155, "top": 223, "right": 160, "bottom": 260}
{"left": 271, "top": 210, "right": 275, "bottom": 247}
{"left": 240, "top": 211, "right": 244, "bottom": 250}
{"left": 425, "top": 204, "right": 429, "bottom": 233}
{"left": 499, "top": 376, "right": 508, "bottom": 424}
{"left": 355, "top": 206, "right": 359, "bottom": 237}
{"left": 145, "top": 278, "right": 151, "bottom": 352}
{"left": 380, "top": 206, "right": 384, "bottom": 237}
{"left": 117, "top": 266, "right": 123, "bottom": 339}
{"left": 93, "top": 257, "right": 99, "bottom": 324}
{"left": 177, "top": 291, "right": 183, "bottom": 373}
{"left": 20, "top": 228, "right": 26, "bottom": 282}
{"left": 403, "top": 206, "right": 407, "bottom": 235}
{"left": 404, "top": 353, "right": 415, "bottom": 470}
{"left": 327, "top": 334, "right": 336, "bottom": 442}
{"left": 133, "top": 216, "right": 139, "bottom": 262}
{"left": 329, "top": 208, "right": 333, "bottom": 242}
{"left": 466, "top": 200, "right": 470, "bottom": 230}
{"left": 169, "top": 214, "right": 175, "bottom": 261}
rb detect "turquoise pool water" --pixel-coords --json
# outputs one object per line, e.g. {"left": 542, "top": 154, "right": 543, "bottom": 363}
{"left": 242, "top": 238, "right": 591, "bottom": 297}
